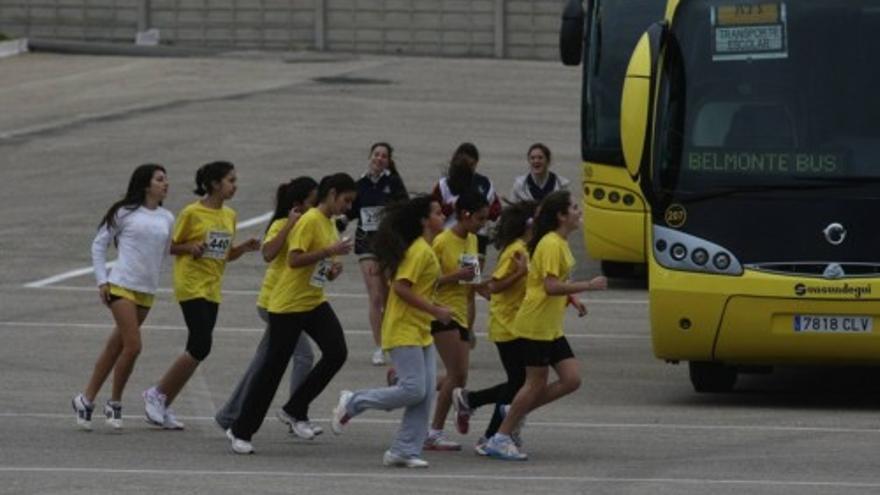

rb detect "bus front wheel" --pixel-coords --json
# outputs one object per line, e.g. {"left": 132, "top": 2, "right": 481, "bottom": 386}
{"left": 688, "top": 361, "right": 738, "bottom": 393}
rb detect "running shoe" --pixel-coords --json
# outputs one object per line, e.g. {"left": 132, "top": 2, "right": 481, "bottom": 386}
{"left": 474, "top": 436, "right": 489, "bottom": 456}
{"left": 331, "top": 390, "right": 353, "bottom": 434}
{"left": 423, "top": 430, "right": 461, "bottom": 451}
{"left": 371, "top": 348, "right": 386, "bottom": 366}
{"left": 276, "top": 409, "right": 323, "bottom": 437}
{"left": 383, "top": 450, "right": 429, "bottom": 468}
{"left": 142, "top": 387, "right": 166, "bottom": 426}
{"left": 226, "top": 428, "right": 254, "bottom": 455}
{"left": 483, "top": 434, "right": 528, "bottom": 461}
{"left": 451, "top": 387, "right": 472, "bottom": 434}
{"left": 71, "top": 393, "right": 94, "bottom": 431}
{"left": 162, "top": 408, "right": 184, "bottom": 430}
{"left": 500, "top": 404, "right": 526, "bottom": 447}
{"left": 386, "top": 367, "right": 398, "bottom": 387}
{"left": 103, "top": 400, "right": 123, "bottom": 430}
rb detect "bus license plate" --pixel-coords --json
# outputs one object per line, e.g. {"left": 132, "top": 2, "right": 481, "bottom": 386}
{"left": 793, "top": 315, "right": 873, "bottom": 333}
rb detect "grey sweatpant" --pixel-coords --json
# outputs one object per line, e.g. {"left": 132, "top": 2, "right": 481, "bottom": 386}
{"left": 215, "top": 306, "right": 314, "bottom": 429}
{"left": 346, "top": 344, "right": 437, "bottom": 458}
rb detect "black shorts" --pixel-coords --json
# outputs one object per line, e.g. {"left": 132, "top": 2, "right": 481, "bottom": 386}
{"left": 430, "top": 319, "right": 471, "bottom": 342}
{"left": 516, "top": 336, "right": 575, "bottom": 367}
{"left": 354, "top": 229, "right": 376, "bottom": 258}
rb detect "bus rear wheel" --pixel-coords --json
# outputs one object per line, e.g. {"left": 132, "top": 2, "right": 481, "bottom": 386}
{"left": 688, "top": 361, "right": 738, "bottom": 393}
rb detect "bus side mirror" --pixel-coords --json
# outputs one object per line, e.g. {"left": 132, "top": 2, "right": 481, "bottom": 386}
{"left": 620, "top": 23, "right": 664, "bottom": 181}
{"left": 560, "top": 0, "right": 588, "bottom": 66}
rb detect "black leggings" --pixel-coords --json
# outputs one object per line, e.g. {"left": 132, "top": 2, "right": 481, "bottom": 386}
{"left": 231, "top": 302, "right": 348, "bottom": 441}
{"left": 466, "top": 340, "right": 525, "bottom": 439}
{"left": 180, "top": 298, "right": 219, "bottom": 362}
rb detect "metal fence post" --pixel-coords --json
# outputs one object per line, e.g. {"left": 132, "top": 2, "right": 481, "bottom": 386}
{"left": 315, "top": 0, "right": 326, "bottom": 51}
{"left": 494, "top": 0, "right": 505, "bottom": 58}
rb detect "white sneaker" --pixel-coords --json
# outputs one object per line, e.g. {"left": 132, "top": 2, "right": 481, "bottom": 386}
{"left": 423, "top": 430, "right": 462, "bottom": 451}
{"left": 331, "top": 390, "right": 353, "bottom": 434}
{"left": 276, "top": 409, "right": 323, "bottom": 437}
{"left": 104, "top": 400, "right": 123, "bottom": 430}
{"left": 383, "top": 450, "right": 429, "bottom": 468}
{"left": 500, "top": 404, "right": 526, "bottom": 447}
{"left": 484, "top": 434, "right": 528, "bottom": 461}
{"left": 226, "top": 428, "right": 254, "bottom": 455}
{"left": 162, "top": 409, "right": 184, "bottom": 430}
{"left": 142, "top": 387, "right": 166, "bottom": 426}
{"left": 71, "top": 393, "right": 94, "bottom": 431}
{"left": 371, "top": 348, "right": 386, "bottom": 366}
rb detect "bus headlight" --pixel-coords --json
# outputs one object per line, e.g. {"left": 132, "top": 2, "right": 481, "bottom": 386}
{"left": 691, "top": 248, "right": 709, "bottom": 266}
{"left": 652, "top": 226, "right": 743, "bottom": 276}
{"left": 713, "top": 252, "right": 731, "bottom": 270}
{"left": 670, "top": 243, "right": 688, "bottom": 261}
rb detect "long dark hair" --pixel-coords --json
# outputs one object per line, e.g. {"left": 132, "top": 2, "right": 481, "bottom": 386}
{"left": 371, "top": 142, "right": 399, "bottom": 177}
{"left": 455, "top": 188, "right": 489, "bottom": 219}
{"left": 267, "top": 176, "right": 318, "bottom": 232}
{"left": 446, "top": 153, "right": 475, "bottom": 196}
{"left": 527, "top": 190, "right": 571, "bottom": 255}
{"left": 317, "top": 172, "right": 357, "bottom": 202}
{"left": 193, "top": 161, "right": 234, "bottom": 196}
{"left": 453, "top": 142, "right": 479, "bottom": 163}
{"left": 373, "top": 195, "right": 435, "bottom": 278}
{"left": 493, "top": 200, "right": 537, "bottom": 251}
{"left": 99, "top": 164, "right": 166, "bottom": 232}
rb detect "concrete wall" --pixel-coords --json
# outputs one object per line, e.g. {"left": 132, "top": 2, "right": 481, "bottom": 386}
{"left": 0, "top": 0, "right": 565, "bottom": 59}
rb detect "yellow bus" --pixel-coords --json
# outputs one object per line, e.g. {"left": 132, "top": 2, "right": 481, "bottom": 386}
{"left": 560, "top": 0, "right": 666, "bottom": 278}
{"left": 620, "top": 0, "right": 880, "bottom": 391}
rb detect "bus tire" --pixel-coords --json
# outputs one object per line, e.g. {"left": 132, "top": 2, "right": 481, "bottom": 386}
{"left": 688, "top": 361, "right": 737, "bottom": 393}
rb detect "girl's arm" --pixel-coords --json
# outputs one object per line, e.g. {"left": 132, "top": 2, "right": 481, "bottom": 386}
{"left": 487, "top": 251, "right": 528, "bottom": 294}
{"left": 544, "top": 275, "right": 608, "bottom": 296}
{"left": 262, "top": 211, "right": 301, "bottom": 262}
{"left": 392, "top": 279, "right": 451, "bottom": 324}
{"left": 228, "top": 238, "right": 260, "bottom": 261}
{"left": 288, "top": 238, "right": 353, "bottom": 268}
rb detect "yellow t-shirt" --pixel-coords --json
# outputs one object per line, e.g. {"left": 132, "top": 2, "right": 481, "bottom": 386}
{"left": 256, "top": 218, "right": 289, "bottom": 310}
{"left": 172, "top": 201, "right": 237, "bottom": 303}
{"left": 381, "top": 237, "right": 441, "bottom": 350}
{"left": 488, "top": 239, "right": 528, "bottom": 343}
{"left": 512, "top": 232, "right": 575, "bottom": 341}
{"left": 431, "top": 229, "right": 478, "bottom": 326}
{"left": 267, "top": 207, "right": 338, "bottom": 313}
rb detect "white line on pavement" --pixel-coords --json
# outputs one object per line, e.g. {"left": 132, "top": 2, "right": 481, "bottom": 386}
{"left": 28, "top": 284, "right": 650, "bottom": 304}
{"left": 2, "top": 411, "right": 878, "bottom": 435}
{"left": 1, "top": 465, "right": 879, "bottom": 488}
{"left": 22, "top": 211, "right": 272, "bottom": 288}
{"left": 0, "top": 321, "right": 649, "bottom": 340}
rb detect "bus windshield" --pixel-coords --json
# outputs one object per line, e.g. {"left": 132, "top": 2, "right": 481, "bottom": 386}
{"left": 655, "top": 0, "right": 880, "bottom": 196}
{"left": 583, "top": 0, "right": 665, "bottom": 165}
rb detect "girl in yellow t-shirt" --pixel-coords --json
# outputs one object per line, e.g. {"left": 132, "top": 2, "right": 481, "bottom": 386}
{"left": 425, "top": 189, "right": 489, "bottom": 451}
{"left": 215, "top": 176, "right": 320, "bottom": 437}
{"left": 484, "top": 190, "right": 607, "bottom": 461}
{"left": 227, "top": 173, "right": 356, "bottom": 454}
{"left": 450, "top": 200, "right": 537, "bottom": 452}
{"left": 329, "top": 195, "right": 451, "bottom": 467}
{"left": 143, "top": 161, "right": 260, "bottom": 430}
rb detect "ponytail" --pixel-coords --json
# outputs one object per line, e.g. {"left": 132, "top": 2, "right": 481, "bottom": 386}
{"left": 193, "top": 161, "right": 234, "bottom": 196}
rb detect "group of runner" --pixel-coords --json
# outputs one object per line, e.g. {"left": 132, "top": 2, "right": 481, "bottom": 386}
{"left": 72, "top": 141, "right": 607, "bottom": 466}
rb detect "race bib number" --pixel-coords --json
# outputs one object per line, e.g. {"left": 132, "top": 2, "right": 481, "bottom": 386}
{"left": 204, "top": 231, "right": 232, "bottom": 260}
{"left": 310, "top": 259, "right": 334, "bottom": 288}
{"left": 458, "top": 254, "right": 481, "bottom": 285}
{"left": 359, "top": 206, "right": 382, "bottom": 232}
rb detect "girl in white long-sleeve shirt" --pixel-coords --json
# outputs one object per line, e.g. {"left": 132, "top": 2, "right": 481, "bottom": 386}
{"left": 72, "top": 164, "right": 174, "bottom": 430}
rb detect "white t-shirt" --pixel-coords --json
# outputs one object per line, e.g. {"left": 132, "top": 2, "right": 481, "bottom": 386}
{"left": 91, "top": 206, "right": 175, "bottom": 294}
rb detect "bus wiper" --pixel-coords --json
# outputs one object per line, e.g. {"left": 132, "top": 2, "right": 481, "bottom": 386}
{"left": 793, "top": 175, "right": 880, "bottom": 183}
{"left": 673, "top": 183, "right": 844, "bottom": 204}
